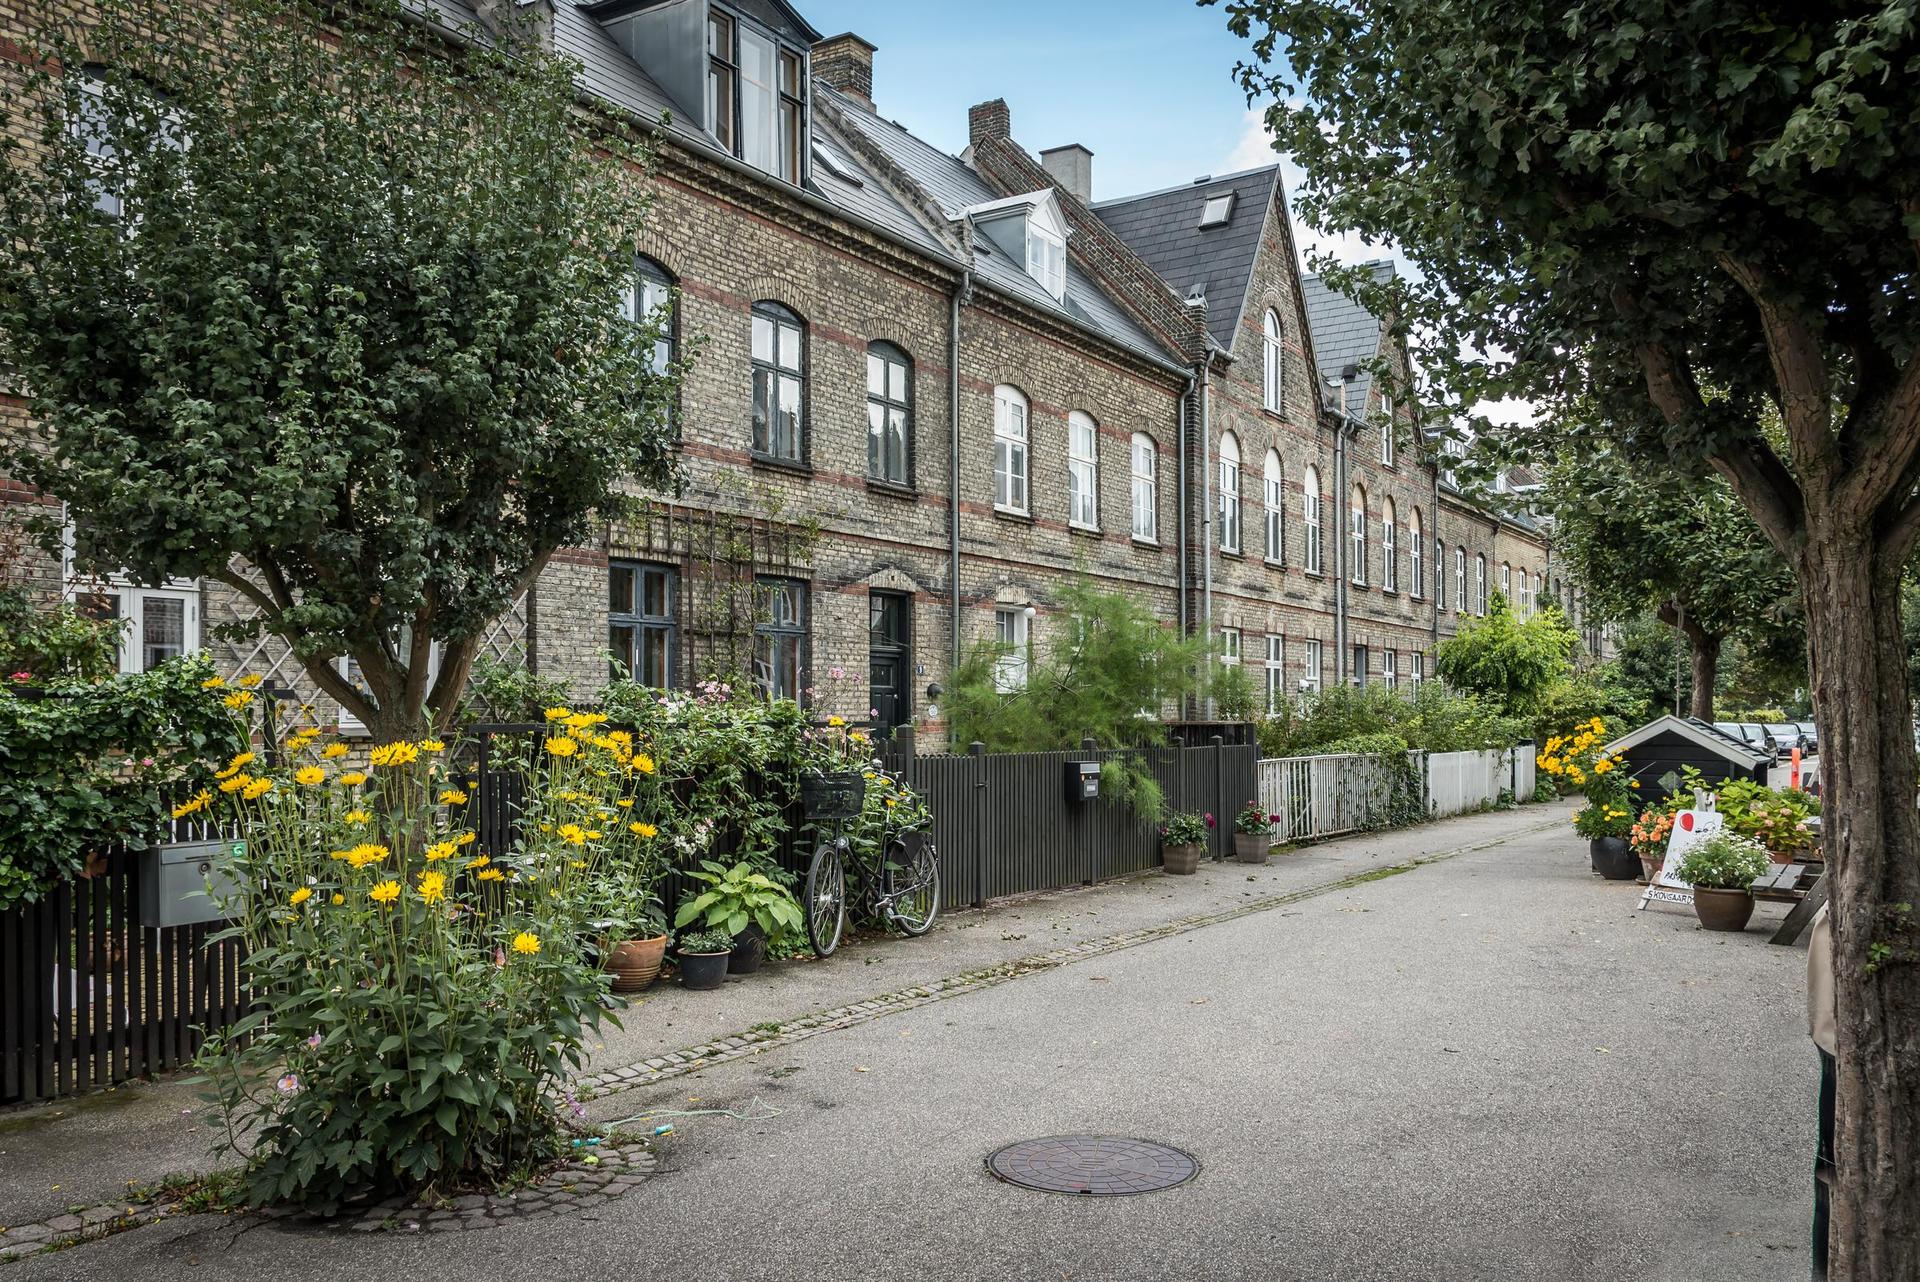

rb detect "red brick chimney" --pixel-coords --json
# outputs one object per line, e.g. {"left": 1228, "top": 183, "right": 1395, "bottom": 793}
{"left": 968, "top": 99, "right": 1011, "bottom": 147}
{"left": 813, "top": 33, "right": 876, "bottom": 108}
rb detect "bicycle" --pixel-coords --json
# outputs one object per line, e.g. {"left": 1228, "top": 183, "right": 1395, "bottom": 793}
{"left": 800, "top": 771, "right": 941, "bottom": 958}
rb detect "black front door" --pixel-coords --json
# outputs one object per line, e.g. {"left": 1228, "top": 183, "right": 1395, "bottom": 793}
{"left": 869, "top": 591, "right": 911, "bottom": 734}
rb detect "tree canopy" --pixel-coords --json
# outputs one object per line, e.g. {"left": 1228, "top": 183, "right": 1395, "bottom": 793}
{"left": 1434, "top": 592, "right": 1576, "bottom": 719}
{"left": 0, "top": 0, "right": 682, "bottom": 738}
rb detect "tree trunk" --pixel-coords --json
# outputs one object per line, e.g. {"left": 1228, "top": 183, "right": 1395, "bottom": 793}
{"left": 1800, "top": 526, "right": 1920, "bottom": 1280}
{"left": 1685, "top": 627, "right": 1720, "bottom": 723}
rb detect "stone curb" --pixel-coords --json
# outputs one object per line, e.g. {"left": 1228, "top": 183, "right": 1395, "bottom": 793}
{"left": 576, "top": 817, "right": 1560, "bottom": 1102}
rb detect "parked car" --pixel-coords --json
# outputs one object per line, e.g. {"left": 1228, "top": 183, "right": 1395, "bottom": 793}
{"left": 1760, "top": 724, "right": 1799, "bottom": 757}
{"left": 1795, "top": 721, "right": 1818, "bottom": 751}
{"left": 1712, "top": 721, "right": 1748, "bottom": 743}
{"left": 1737, "top": 723, "right": 1770, "bottom": 751}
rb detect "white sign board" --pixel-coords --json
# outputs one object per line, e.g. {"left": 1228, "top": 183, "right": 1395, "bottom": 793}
{"left": 1636, "top": 800, "right": 1723, "bottom": 911}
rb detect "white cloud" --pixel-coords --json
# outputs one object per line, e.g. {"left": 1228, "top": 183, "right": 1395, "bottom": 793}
{"left": 1220, "top": 109, "right": 1398, "bottom": 273}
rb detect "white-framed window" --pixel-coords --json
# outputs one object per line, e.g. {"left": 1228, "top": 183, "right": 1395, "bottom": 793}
{"left": 1302, "top": 465, "right": 1322, "bottom": 573}
{"left": 867, "top": 341, "right": 912, "bottom": 485}
{"left": 1218, "top": 431, "right": 1242, "bottom": 554}
{"left": 1382, "top": 497, "right": 1398, "bottom": 592}
{"left": 1067, "top": 410, "right": 1099, "bottom": 530}
{"left": 61, "top": 517, "right": 200, "bottom": 675}
{"left": 1351, "top": 644, "right": 1369, "bottom": 688}
{"left": 1026, "top": 222, "right": 1065, "bottom": 301}
{"left": 1433, "top": 537, "right": 1445, "bottom": 608}
{"left": 993, "top": 385, "right": 1029, "bottom": 514}
{"left": 1262, "top": 309, "right": 1283, "bottom": 413}
{"left": 1301, "top": 638, "right": 1323, "bottom": 695}
{"left": 1219, "top": 626, "right": 1241, "bottom": 665}
{"left": 1411, "top": 652, "right": 1424, "bottom": 694}
{"left": 1265, "top": 634, "right": 1285, "bottom": 714}
{"left": 1263, "top": 450, "right": 1284, "bottom": 563}
{"left": 1499, "top": 562, "right": 1511, "bottom": 604}
{"left": 1476, "top": 555, "right": 1488, "bottom": 615}
{"left": 1409, "top": 508, "right": 1424, "bottom": 599}
{"left": 1522, "top": 571, "right": 1534, "bottom": 617}
{"left": 1455, "top": 547, "right": 1468, "bottom": 614}
{"left": 1349, "top": 483, "right": 1368, "bottom": 586}
{"left": 1130, "top": 433, "right": 1158, "bottom": 541}
{"left": 1379, "top": 393, "right": 1395, "bottom": 465}
{"left": 1383, "top": 648, "right": 1398, "bottom": 691}
{"left": 750, "top": 300, "right": 806, "bottom": 462}
{"left": 993, "top": 606, "right": 1030, "bottom": 692}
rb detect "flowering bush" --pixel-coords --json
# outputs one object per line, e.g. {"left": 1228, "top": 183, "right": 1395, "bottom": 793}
{"left": 1657, "top": 766, "right": 1820, "bottom": 859}
{"left": 1233, "top": 800, "right": 1277, "bottom": 836}
{"left": 1629, "top": 808, "right": 1675, "bottom": 868}
{"left": 1540, "top": 717, "right": 1635, "bottom": 838}
{"left": 200, "top": 707, "right": 664, "bottom": 1211}
{"left": 1161, "top": 811, "right": 1214, "bottom": 845}
{"left": 1675, "top": 831, "right": 1771, "bottom": 890}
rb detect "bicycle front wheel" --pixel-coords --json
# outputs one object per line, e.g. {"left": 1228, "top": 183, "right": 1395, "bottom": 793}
{"left": 883, "top": 836, "right": 941, "bottom": 937}
{"left": 804, "top": 841, "right": 847, "bottom": 958}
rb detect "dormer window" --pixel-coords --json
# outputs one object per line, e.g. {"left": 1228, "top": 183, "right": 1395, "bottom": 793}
{"left": 962, "top": 190, "right": 1070, "bottom": 302}
{"left": 706, "top": 5, "right": 806, "bottom": 183}
{"left": 1026, "top": 223, "right": 1064, "bottom": 300}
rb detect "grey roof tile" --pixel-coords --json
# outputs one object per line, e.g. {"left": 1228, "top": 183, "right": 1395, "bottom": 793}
{"left": 1301, "top": 262, "right": 1397, "bottom": 417}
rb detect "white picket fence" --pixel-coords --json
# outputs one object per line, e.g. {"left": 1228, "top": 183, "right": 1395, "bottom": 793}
{"left": 1257, "top": 744, "right": 1535, "bottom": 843}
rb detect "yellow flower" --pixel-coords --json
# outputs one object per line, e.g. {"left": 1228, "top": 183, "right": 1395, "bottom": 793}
{"left": 454, "top": 832, "right": 476, "bottom": 846}
{"left": 1629, "top": 780, "right": 1642, "bottom": 789}
{"left": 545, "top": 736, "right": 578, "bottom": 758}
{"left": 465, "top": 853, "right": 491, "bottom": 870}
{"left": 425, "top": 841, "right": 456, "bottom": 862}
{"left": 368, "top": 742, "right": 419, "bottom": 768}
{"left": 1593, "top": 759, "right": 1612, "bottom": 774}
{"left": 321, "top": 743, "right": 350, "bottom": 760}
{"left": 201, "top": 676, "right": 227, "bottom": 690}
{"left": 288, "top": 887, "right": 313, "bottom": 907}
{"left": 218, "top": 774, "right": 253, "bottom": 794}
{"left": 616, "top": 798, "right": 634, "bottom": 809}
{"left": 421, "top": 739, "right": 446, "bottom": 753}
{"left": 416, "top": 870, "right": 447, "bottom": 905}
{"left": 223, "top": 691, "right": 254, "bottom": 710}
{"left": 632, "top": 753, "right": 656, "bottom": 775}
{"left": 557, "top": 823, "right": 588, "bottom": 845}
{"left": 241, "top": 778, "right": 273, "bottom": 800}
{"left": 850, "top": 731, "right": 868, "bottom": 743}
{"left": 237, "top": 673, "right": 263, "bottom": 689}
{"left": 477, "top": 867, "right": 505, "bottom": 882}
{"left": 331, "top": 893, "right": 345, "bottom": 905}
{"left": 338, "top": 771, "right": 368, "bottom": 787}
{"left": 295, "top": 766, "right": 326, "bottom": 786}
{"left": 563, "top": 712, "right": 606, "bottom": 730}
{"left": 343, "top": 842, "right": 391, "bottom": 868}
{"left": 344, "top": 808, "right": 372, "bottom": 825}
{"left": 369, "top": 880, "right": 401, "bottom": 906}
{"left": 511, "top": 931, "right": 540, "bottom": 956}
{"left": 439, "top": 789, "right": 469, "bottom": 805}
{"left": 544, "top": 706, "right": 572, "bottom": 722}
{"left": 215, "top": 751, "right": 256, "bottom": 780}
{"left": 827, "top": 715, "right": 845, "bottom": 727}
{"left": 629, "top": 821, "right": 657, "bottom": 838}
{"left": 170, "top": 789, "right": 212, "bottom": 819}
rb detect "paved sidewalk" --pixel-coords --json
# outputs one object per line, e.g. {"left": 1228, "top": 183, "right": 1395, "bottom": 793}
{"left": 0, "top": 806, "right": 1555, "bottom": 1232}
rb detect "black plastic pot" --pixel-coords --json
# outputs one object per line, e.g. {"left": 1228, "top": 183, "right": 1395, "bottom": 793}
{"left": 678, "top": 951, "right": 730, "bottom": 990}
{"left": 728, "top": 923, "right": 767, "bottom": 975}
{"left": 1589, "top": 836, "right": 1638, "bottom": 881}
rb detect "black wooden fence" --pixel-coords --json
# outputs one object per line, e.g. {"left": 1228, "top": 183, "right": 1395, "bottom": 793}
{"left": 0, "top": 817, "right": 250, "bottom": 1107}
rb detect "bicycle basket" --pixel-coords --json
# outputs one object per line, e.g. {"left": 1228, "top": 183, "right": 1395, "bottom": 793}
{"left": 800, "top": 772, "right": 866, "bottom": 820}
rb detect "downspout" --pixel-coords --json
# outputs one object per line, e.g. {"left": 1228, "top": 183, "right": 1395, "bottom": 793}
{"left": 1332, "top": 374, "right": 1349, "bottom": 686}
{"left": 1176, "top": 377, "right": 1191, "bottom": 639}
{"left": 1199, "top": 363, "right": 1214, "bottom": 642}
{"left": 1430, "top": 458, "right": 1442, "bottom": 649}
{"left": 948, "top": 269, "right": 971, "bottom": 671}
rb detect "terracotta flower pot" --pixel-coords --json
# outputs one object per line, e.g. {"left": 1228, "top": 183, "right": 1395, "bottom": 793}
{"left": 1589, "top": 836, "right": 1638, "bottom": 881}
{"left": 1637, "top": 851, "right": 1664, "bottom": 884}
{"left": 1162, "top": 842, "right": 1204, "bottom": 875}
{"left": 1692, "top": 887, "right": 1756, "bottom": 932}
{"left": 1232, "top": 832, "right": 1269, "bottom": 865}
{"left": 604, "top": 935, "right": 668, "bottom": 993}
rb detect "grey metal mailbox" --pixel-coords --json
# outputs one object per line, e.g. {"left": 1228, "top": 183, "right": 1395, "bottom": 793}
{"left": 1066, "top": 760, "right": 1100, "bottom": 802}
{"left": 140, "top": 838, "right": 246, "bottom": 929}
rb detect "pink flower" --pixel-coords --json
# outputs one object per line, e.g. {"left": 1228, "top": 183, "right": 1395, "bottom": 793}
{"left": 275, "top": 1073, "right": 301, "bottom": 1096}
{"left": 828, "top": 665, "right": 845, "bottom": 681}
{"left": 1203, "top": 813, "right": 1216, "bottom": 828}
{"left": 8, "top": 671, "right": 29, "bottom": 683}
{"left": 307, "top": 1032, "right": 322, "bottom": 1049}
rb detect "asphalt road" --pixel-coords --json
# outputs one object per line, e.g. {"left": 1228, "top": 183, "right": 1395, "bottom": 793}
{"left": 15, "top": 821, "right": 1814, "bottom": 1281}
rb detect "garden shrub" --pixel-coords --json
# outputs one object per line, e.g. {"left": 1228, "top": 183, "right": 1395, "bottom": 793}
{"left": 0, "top": 586, "right": 123, "bottom": 682}
{"left": 201, "top": 708, "right": 667, "bottom": 1210}
{"left": 1527, "top": 664, "right": 1648, "bottom": 750}
{"left": 0, "top": 656, "right": 244, "bottom": 911}
{"left": 1256, "top": 683, "right": 1520, "bottom": 759}
{"left": 1435, "top": 593, "right": 1576, "bottom": 719}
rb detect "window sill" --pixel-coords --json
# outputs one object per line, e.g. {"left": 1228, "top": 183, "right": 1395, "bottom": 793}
{"left": 992, "top": 507, "right": 1034, "bottom": 525}
{"left": 1219, "top": 548, "right": 1244, "bottom": 560}
{"left": 867, "top": 478, "right": 918, "bottom": 501}
{"left": 1068, "top": 522, "right": 1102, "bottom": 538}
{"left": 1303, "top": 568, "right": 1325, "bottom": 580}
{"left": 1130, "top": 534, "right": 1161, "bottom": 549}
{"left": 1263, "top": 557, "right": 1285, "bottom": 570}
{"left": 751, "top": 453, "right": 812, "bottom": 477}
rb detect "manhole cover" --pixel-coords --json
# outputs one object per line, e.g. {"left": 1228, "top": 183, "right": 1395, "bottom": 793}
{"left": 985, "top": 1135, "right": 1198, "bottom": 1196}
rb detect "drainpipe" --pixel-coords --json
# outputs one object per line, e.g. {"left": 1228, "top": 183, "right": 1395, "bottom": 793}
{"left": 1176, "top": 377, "right": 1191, "bottom": 639}
{"left": 1430, "top": 457, "right": 1442, "bottom": 650}
{"left": 1332, "top": 373, "right": 1349, "bottom": 686}
{"left": 948, "top": 269, "right": 971, "bottom": 670}
{"left": 1199, "top": 363, "right": 1213, "bottom": 642}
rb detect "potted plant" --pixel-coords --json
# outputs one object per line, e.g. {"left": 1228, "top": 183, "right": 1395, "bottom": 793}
{"left": 675, "top": 928, "right": 733, "bottom": 990}
{"left": 1573, "top": 799, "right": 1637, "bottom": 879}
{"left": 1675, "top": 832, "right": 1771, "bottom": 932}
{"left": 1231, "top": 800, "right": 1275, "bottom": 865}
{"left": 1548, "top": 720, "right": 1638, "bottom": 880}
{"left": 602, "top": 898, "right": 670, "bottom": 994}
{"left": 1627, "top": 808, "right": 1675, "bottom": 884}
{"left": 1159, "top": 811, "right": 1212, "bottom": 875}
{"left": 673, "top": 859, "right": 803, "bottom": 975}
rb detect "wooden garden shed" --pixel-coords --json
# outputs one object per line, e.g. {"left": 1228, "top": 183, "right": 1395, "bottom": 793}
{"left": 1604, "top": 715, "right": 1772, "bottom": 799}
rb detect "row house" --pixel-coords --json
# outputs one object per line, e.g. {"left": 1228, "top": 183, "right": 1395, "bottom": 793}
{"left": 0, "top": 0, "right": 1568, "bottom": 743}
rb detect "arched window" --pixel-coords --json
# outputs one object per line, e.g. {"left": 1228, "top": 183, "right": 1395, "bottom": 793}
{"left": 1409, "top": 508, "right": 1424, "bottom": 599}
{"left": 631, "top": 256, "right": 677, "bottom": 376}
{"left": 1262, "top": 309, "right": 1283, "bottom": 413}
{"left": 1068, "top": 411, "right": 1100, "bottom": 529}
{"left": 1475, "top": 554, "right": 1488, "bottom": 615}
{"left": 751, "top": 301, "right": 806, "bottom": 462}
{"left": 1382, "top": 497, "right": 1398, "bottom": 592}
{"left": 1218, "top": 432, "right": 1242, "bottom": 553}
{"left": 1455, "top": 547, "right": 1467, "bottom": 612}
{"left": 867, "top": 341, "right": 911, "bottom": 485}
{"left": 1434, "top": 536, "right": 1446, "bottom": 608}
{"left": 1302, "top": 464, "right": 1322, "bottom": 573}
{"left": 1349, "top": 483, "right": 1367, "bottom": 586}
{"left": 1499, "top": 561, "right": 1512, "bottom": 604}
{"left": 1263, "top": 450, "right": 1284, "bottom": 563}
{"left": 993, "top": 385, "right": 1029, "bottom": 514}
{"left": 1130, "top": 433, "right": 1158, "bottom": 541}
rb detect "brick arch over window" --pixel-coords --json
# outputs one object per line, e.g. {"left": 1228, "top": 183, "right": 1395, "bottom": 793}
{"left": 738, "top": 273, "right": 811, "bottom": 315}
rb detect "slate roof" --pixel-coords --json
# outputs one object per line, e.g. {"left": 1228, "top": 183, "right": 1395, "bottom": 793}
{"left": 1089, "top": 167, "right": 1281, "bottom": 352}
{"left": 1300, "top": 262, "right": 1397, "bottom": 418}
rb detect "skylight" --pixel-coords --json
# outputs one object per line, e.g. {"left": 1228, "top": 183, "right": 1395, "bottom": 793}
{"left": 1198, "top": 192, "right": 1235, "bottom": 228}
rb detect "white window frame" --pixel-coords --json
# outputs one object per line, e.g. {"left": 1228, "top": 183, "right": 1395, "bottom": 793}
{"left": 1476, "top": 555, "right": 1488, "bottom": 615}
{"left": 1409, "top": 510, "right": 1424, "bottom": 599}
{"left": 1383, "top": 648, "right": 1398, "bottom": 691}
{"left": 1218, "top": 432, "right": 1242, "bottom": 554}
{"left": 1379, "top": 394, "right": 1395, "bottom": 466}
{"left": 1262, "top": 309, "right": 1283, "bottom": 413}
{"left": 993, "top": 385, "right": 1030, "bottom": 515}
{"left": 1263, "top": 450, "right": 1284, "bottom": 564}
{"left": 1067, "top": 410, "right": 1099, "bottom": 531}
{"left": 1382, "top": 498, "right": 1398, "bottom": 592}
{"left": 1455, "top": 548, "right": 1468, "bottom": 614}
{"left": 1199, "top": 192, "right": 1235, "bottom": 227}
{"left": 1026, "top": 223, "right": 1065, "bottom": 301}
{"left": 993, "top": 606, "right": 1030, "bottom": 693}
{"left": 1219, "top": 627, "right": 1241, "bottom": 665}
{"left": 1302, "top": 465, "right": 1322, "bottom": 574}
{"left": 1349, "top": 484, "right": 1367, "bottom": 586}
{"left": 1130, "top": 432, "right": 1158, "bottom": 542}
{"left": 60, "top": 517, "right": 201, "bottom": 675}
{"left": 1411, "top": 652, "right": 1424, "bottom": 694}
{"left": 1265, "top": 634, "right": 1285, "bottom": 714}
{"left": 1301, "top": 638, "right": 1323, "bottom": 695}
{"left": 1499, "top": 562, "right": 1511, "bottom": 604}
